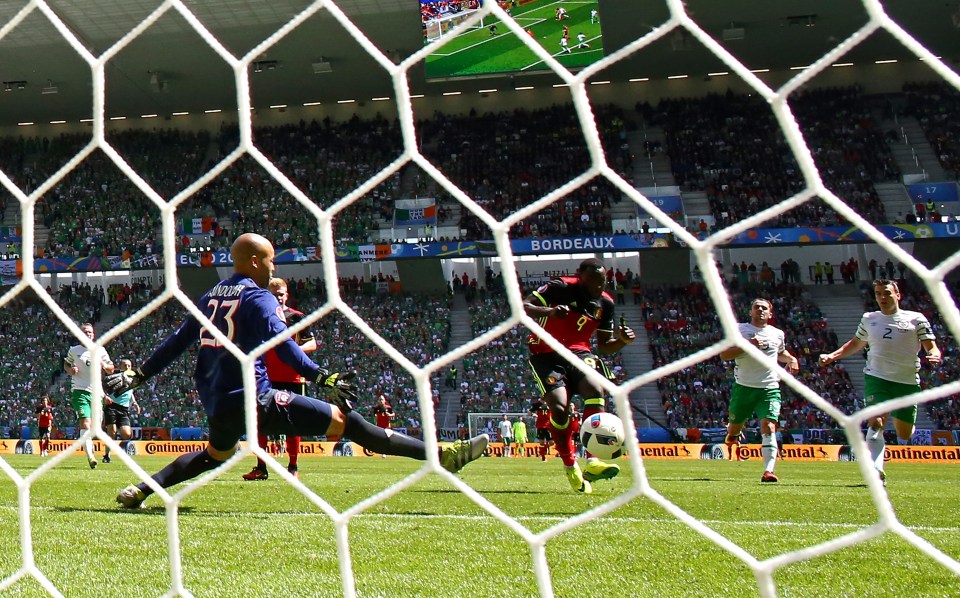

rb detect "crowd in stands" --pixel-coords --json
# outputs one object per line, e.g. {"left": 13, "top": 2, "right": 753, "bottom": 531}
{"left": 646, "top": 86, "right": 896, "bottom": 230}
{"left": 34, "top": 131, "right": 209, "bottom": 260}
{"left": 790, "top": 86, "right": 895, "bottom": 223}
{"left": 0, "top": 295, "right": 75, "bottom": 432}
{"left": 644, "top": 281, "right": 859, "bottom": 430}
{"left": 902, "top": 81, "right": 960, "bottom": 178}
{"left": 199, "top": 117, "right": 404, "bottom": 248}
{"left": 419, "top": 104, "right": 634, "bottom": 240}
{"left": 5, "top": 86, "right": 957, "bottom": 262}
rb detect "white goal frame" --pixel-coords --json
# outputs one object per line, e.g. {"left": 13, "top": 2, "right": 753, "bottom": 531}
{"left": 467, "top": 412, "right": 532, "bottom": 440}
{"left": 0, "top": 1, "right": 958, "bottom": 597}
{"left": 424, "top": 9, "right": 484, "bottom": 44}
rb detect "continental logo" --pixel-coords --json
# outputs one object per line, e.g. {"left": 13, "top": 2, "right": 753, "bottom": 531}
{"left": 733, "top": 445, "right": 832, "bottom": 461}
{"left": 145, "top": 442, "right": 206, "bottom": 454}
{"left": 637, "top": 445, "right": 691, "bottom": 458}
{"left": 884, "top": 446, "right": 960, "bottom": 462}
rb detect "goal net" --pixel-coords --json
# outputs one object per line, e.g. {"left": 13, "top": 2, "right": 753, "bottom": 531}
{"left": 1, "top": 0, "right": 959, "bottom": 597}
{"left": 424, "top": 9, "right": 483, "bottom": 44}
{"left": 467, "top": 412, "right": 532, "bottom": 440}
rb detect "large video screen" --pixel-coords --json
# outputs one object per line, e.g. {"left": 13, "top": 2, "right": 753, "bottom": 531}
{"left": 422, "top": 0, "right": 606, "bottom": 79}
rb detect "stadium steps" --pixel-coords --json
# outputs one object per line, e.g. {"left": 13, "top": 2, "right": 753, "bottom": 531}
{"left": 2, "top": 201, "right": 17, "bottom": 227}
{"left": 614, "top": 301, "right": 668, "bottom": 430}
{"left": 2, "top": 202, "right": 48, "bottom": 250}
{"left": 627, "top": 126, "right": 675, "bottom": 190}
{"left": 806, "top": 283, "right": 867, "bottom": 395}
{"left": 680, "top": 190, "right": 711, "bottom": 219}
{"left": 874, "top": 181, "right": 915, "bottom": 223}
{"left": 884, "top": 116, "right": 949, "bottom": 181}
{"left": 437, "top": 291, "right": 472, "bottom": 431}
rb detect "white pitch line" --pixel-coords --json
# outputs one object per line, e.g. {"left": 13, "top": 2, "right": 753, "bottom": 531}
{"left": 9, "top": 504, "right": 956, "bottom": 533}
{"left": 355, "top": 513, "right": 960, "bottom": 533}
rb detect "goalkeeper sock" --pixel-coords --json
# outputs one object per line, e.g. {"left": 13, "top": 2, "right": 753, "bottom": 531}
{"left": 344, "top": 411, "right": 425, "bottom": 460}
{"left": 549, "top": 416, "right": 575, "bottom": 467}
{"left": 761, "top": 434, "right": 777, "bottom": 473}
{"left": 287, "top": 436, "right": 300, "bottom": 468}
{"left": 254, "top": 434, "right": 269, "bottom": 470}
{"left": 138, "top": 449, "right": 222, "bottom": 496}
{"left": 866, "top": 428, "right": 885, "bottom": 472}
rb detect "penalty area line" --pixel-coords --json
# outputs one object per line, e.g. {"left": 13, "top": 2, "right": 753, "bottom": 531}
{"left": 14, "top": 504, "right": 956, "bottom": 534}
{"left": 353, "top": 512, "right": 960, "bottom": 534}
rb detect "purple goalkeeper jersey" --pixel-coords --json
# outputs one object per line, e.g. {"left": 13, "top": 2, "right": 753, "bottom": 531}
{"left": 140, "top": 273, "right": 321, "bottom": 418}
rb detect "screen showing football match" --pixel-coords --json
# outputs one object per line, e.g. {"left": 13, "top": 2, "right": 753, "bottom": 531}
{"left": 422, "top": 0, "right": 606, "bottom": 79}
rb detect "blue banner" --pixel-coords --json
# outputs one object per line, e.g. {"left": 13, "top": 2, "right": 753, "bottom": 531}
{"left": 636, "top": 195, "right": 684, "bottom": 217}
{"left": 172, "top": 233, "right": 673, "bottom": 267}
{"left": 727, "top": 222, "right": 960, "bottom": 245}
{"left": 14, "top": 222, "right": 960, "bottom": 273}
{"left": 907, "top": 183, "right": 959, "bottom": 204}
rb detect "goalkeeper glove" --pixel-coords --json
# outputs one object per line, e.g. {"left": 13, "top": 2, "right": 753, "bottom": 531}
{"left": 315, "top": 370, "right": 358, "bottom": 413}
{"left": 103, "top": 368, "right": 147, "bottom": 395}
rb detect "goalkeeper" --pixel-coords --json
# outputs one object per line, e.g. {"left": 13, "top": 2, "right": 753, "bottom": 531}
{"left": 113, "top": 233, "right": 487, "bottom": 509}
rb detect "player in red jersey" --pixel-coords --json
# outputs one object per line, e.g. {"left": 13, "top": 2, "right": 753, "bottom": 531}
{"left": 373, "top": 395, "right": 396, "bottom": 430}
{"left": 529, "top": 399, "right": 553, "bottom": 461}
{"left": 36, "top": 395, "right": 54, "bottom": 456}
{"left": 524, "top": 258, "right": 635, "bottom": 493}
{"left": 372, "top": 395, "right": 397, "bottom": 458}
{"left": 243, "top": 277, "right": 316, "bottom": 480}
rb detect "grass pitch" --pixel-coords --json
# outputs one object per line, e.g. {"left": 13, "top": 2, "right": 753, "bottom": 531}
{"left": 425, "top": 0, "right": 603, "bottom": 78}
{"left": 0, "top": 455, "right": 958, "bottom": 597}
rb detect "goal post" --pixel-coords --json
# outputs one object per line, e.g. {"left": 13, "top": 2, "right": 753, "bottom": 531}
{"left": 467, "top": 412, "right": 532, "bottom": 440}
{"left": 424, "top": 9, "right": 484, "bottom": 44}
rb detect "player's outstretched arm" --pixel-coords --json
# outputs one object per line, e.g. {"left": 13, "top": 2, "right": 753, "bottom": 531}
{"left": 819, "top": 337, "right": 867, "bottom": 366}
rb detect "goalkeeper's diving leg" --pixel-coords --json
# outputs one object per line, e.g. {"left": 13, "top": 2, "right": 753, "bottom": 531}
{"left": 117, "top": 390, "right": 488, "bottom": 508}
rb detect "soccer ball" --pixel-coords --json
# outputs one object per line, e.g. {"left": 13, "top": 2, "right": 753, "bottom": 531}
{"left": 580, "top": 413, "right": 625, "bottom": 459}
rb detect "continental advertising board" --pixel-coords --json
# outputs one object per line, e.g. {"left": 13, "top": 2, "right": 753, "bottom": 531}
{"left": 8, "top": 440, "right": 960, "bottom": 463}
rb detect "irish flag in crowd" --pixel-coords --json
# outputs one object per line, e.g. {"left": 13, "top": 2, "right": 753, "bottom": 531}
{"left": 180, "top": 216, "right": 215, "bottom": 234}
{"left": 393, "top": 198, "right": 437, "bottom": 226}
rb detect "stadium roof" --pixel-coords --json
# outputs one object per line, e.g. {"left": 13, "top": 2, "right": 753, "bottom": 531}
{"left": 0, "top": 0, "right": 955, "bottom": 125}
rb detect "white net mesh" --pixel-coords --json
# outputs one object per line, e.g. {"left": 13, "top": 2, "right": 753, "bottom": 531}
{"left": 0, "top": 0, "right": 959, "bottom": 596}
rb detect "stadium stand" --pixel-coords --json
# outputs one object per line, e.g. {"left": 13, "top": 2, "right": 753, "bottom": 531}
{"left": 419, "top": 103, "right": 634, "bottom": 239}
{"left": 902, "top": 81, "right": 960, "bottom": 178}
{"left": 650, "top": 86, "right": 896, "bottom": 229}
